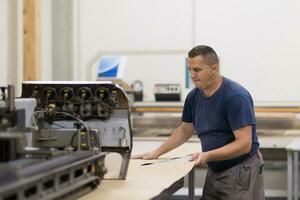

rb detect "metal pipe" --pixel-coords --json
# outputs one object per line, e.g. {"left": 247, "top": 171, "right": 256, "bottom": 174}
{"left": 188, "top": 167, "right": 195, "bottom": 200}
{"left": 287, "top": 151, "right": 293, "bottom": 200}
{"left": 294, "top": 152, "right": 299, "bottom": 200}
{"left": 7, "top": 85, "right": 15, "bottom": 111}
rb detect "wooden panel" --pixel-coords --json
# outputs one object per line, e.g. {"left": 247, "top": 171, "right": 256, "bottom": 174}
{"left": 23, "top": 0, "right": 41, "bottom": 81}
{"left": 255, "top": 107, "right": 300, "bottom": 113}
{"left": 132, "top": 106, "right": 300, "bottom": 113}
{"left": 79, "top": 141, "right": 196, "bottom": 200}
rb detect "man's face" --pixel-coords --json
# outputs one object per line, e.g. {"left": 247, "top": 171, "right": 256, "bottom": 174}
{"left": 187, "top": 56, "right": 217, "bottom": 89}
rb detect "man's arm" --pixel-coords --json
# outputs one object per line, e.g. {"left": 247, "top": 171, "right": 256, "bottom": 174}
{"left": 131, "top": 122, "right": 195, "bottom": 159}
{"left": 192, "top": 125, "right": 252, "bottom": 166}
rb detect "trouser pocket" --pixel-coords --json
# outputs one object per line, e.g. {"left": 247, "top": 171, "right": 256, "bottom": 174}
{"left": 237, "top": 164, "right": 251, "bottom": 190}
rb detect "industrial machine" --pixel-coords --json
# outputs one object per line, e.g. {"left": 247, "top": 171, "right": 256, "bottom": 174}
{"left": 154, "top": 84, "right": 181, "bottom": 102}
{"left": 0, "top": 85, "right": 26, "bottom": 162}
{"left": 20, "top": 81, "right": 132, "bottom": 179}
{"left": 0, "top": 81, "right": 133, "bottom": 200}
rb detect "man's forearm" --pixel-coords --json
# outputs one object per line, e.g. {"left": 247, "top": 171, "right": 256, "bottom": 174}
{"left": 205, "top": 126, "right": 252, "bottom": 162}
{"left": 205, "top": 139, "right": 251, "bottom": 162}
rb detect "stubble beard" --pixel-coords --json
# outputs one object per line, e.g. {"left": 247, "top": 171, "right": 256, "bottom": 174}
{"left": 194, "top": 73, "right": 215, "bottom": 90}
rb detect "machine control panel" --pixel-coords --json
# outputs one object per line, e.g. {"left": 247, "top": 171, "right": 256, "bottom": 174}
{"left": 154, "top": 83, "right": 181, "bottom": 94}
{"left": 21, "top": 81, "right": 129, "bottom": 120}
{"left": 154, "top": 83, "right": 181, "bottom": 101}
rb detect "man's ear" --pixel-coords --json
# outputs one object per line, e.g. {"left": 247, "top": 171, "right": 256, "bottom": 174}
{"left": 211, "top": 64, "right": 219, "bottom": 71}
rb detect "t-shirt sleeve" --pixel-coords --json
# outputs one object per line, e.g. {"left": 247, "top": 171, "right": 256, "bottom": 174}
{"left": 225, "top": 94, "right": 255, "bottom": 131}
{"left": 181, "top": 90, "right": 194, "bottom": 123}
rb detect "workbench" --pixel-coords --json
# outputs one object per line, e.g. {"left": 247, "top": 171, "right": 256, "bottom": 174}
{"left": 78, "top": 135, "right": 300, "bottom": 199}
{"left": 78, "top": 139, "right": 198, "bottom": 200}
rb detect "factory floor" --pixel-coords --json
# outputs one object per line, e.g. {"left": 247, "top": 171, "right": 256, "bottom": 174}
{"left": 170, "top": 197, "right": 286, "bottom": 200}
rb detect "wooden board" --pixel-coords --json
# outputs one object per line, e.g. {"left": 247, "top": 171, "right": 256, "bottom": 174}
{"left": 79, "top": 159, "right": 194, "bottom": 200}
{"left": 78, "top": 142, "right": 196, "bottom": 200}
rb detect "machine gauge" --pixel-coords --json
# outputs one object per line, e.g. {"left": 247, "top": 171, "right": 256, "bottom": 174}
{"left": 31, "top": 89, "right": 39, "bottom": 97}
{"left": 95, "top": 87, "right": 109, "bottom": 100}
{"left": 77, "top": 87, "right": 92, "bottom": 99}
{"left": 60, "top": 87, "right": 74, "bottom": 100}
{"left": 109, "top": 90, "right": 119, "bottom": 107}
{"left": 31, "top": 86, "right": 40, "bottom": 97}
{"left": 31, "top": 88, "right": 41, "bottom": 104}
{"left": 43, "top": 87, "right": 57, "bottom": 100}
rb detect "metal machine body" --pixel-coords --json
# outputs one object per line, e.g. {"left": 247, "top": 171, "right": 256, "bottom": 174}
{"left": 21, "top": 81, "right": 132, "bottom": 179}
{"left": 0, "top": 85, "right": 26, "bottom": 162}
{"left": 0, "top": 85, "right": 106, "bottom": 200}
{"left": 0, "top": 82, "right": 133, "bottom": 200}
{"left": 0, "top": 151, "right": 106, "bottom": 200}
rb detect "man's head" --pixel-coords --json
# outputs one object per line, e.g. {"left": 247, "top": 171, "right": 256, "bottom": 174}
{"left": 187, "top": 45, "right": 220, "bottom": 90}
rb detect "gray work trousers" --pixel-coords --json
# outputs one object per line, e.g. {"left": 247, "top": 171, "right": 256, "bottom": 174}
{"left": 201, "top": 151, "right": 265, "bottom": 200}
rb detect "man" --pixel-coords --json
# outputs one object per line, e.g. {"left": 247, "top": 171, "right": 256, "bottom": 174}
{"left": 132, "top": 45, "right": 264, "bottom": 200}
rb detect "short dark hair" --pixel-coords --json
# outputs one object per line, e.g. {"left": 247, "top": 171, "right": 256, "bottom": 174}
{"left": 188, "top": 45, "right": 219, "bottom": 66}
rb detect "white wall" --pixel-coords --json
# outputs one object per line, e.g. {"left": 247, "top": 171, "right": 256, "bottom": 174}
{"left": 74, "top": 0, "right": 300, "bottom": 104}
{"left": 195, "top": 0, "right": 300, "bottom": 105}
{"left": 0, "top": 0, "right": 24, "bottom": 96}
{"left": 16, "top": 0, "right": 23, "bottom": 96}
{"left": 0, "top": 0, "right": 8, "bottom": 86}
{"left": 3, "top": 0, "right": 300, "bottom": 103}
{"left": 0, "top": 0, "right": 52, "bottom": 95}
{"left": 41, "top": 0, "right": 52, "bottom": 81}
{"left": 75, "top": 0, "right": 194, "bottom": 100}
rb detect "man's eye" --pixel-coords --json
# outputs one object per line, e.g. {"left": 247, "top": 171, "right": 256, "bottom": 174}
{"left": 194, "top": 68, "right": 202, "bottom": 72}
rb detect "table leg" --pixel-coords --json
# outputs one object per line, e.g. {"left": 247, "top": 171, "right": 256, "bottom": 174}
{"left": 188, "top": 167, "right": 195, "bottom": 200}
{"left": 294, "top": 152, "right": 298, "bottom": 200}
{"left": 288, "top": 151, "right": 293, "bottom": 200}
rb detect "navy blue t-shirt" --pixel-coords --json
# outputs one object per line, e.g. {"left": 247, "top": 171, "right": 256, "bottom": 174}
{"left": 182, "top": 77, "right": 259, "bottom": 171}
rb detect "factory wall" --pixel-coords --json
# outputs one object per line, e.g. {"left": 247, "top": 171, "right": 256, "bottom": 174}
{"left": 0, "top": 0, "right": 52, "bottom": 95}
{"left": 73, "top": 0, "right": 300, "bottom": 104}
{"left": 1, "top": 0, "right": 300, "bottom": 103}
{"left": 0, "top": 0, "right": 8, "bottom": 86}
{"left": 72, "top": 0, "right": 193, "bottom": 100}
{"left": 41, "top": 0, "right": 53, "bottom": 81}
{"left": 195, "top": 0, "right": 300, "bottom": 105}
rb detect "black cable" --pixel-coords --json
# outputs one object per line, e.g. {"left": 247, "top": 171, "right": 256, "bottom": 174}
{"left": 70, "top": 130, "right": 77, "bottom": 147}
{"left": 51, "top": 122, "right": 65, "bottom": 129}
{"left": 32, "top": 109, "right": 92, "bottom": 150}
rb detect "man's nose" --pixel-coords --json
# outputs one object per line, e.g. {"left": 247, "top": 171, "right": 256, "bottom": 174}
{"left": 190, "top": 72, "right": 196, "bottom": 79}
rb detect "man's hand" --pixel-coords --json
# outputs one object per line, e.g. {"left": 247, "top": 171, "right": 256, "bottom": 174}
{"left": 190, "top": 152, "right": 209, "bottom": 166}
{"left": 131, "top": 150, "right": 160, "bottom": 160}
